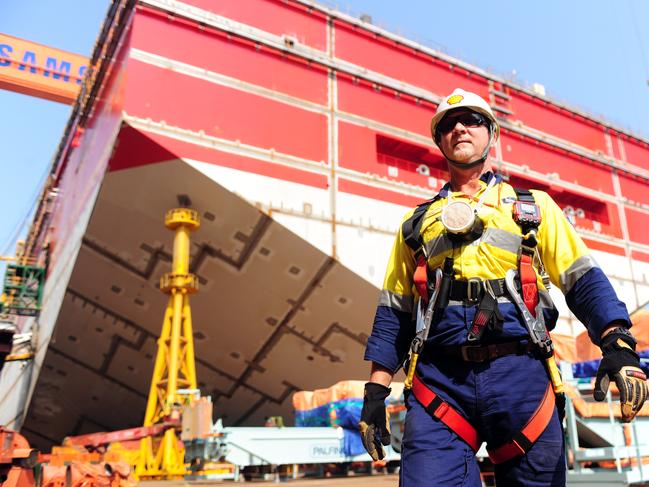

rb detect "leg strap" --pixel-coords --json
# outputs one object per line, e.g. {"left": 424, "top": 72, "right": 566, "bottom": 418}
{"left": 412, "top": 375, "right": 556, "bottom": 464}
{"left": 487, "top": 381, "right": 556, "bottom": 464}
{"left": 411, "top": 374, "right": 481, "bottom": 452}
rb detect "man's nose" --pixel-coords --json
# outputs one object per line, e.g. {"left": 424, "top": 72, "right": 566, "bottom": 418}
{"left": 452, "top": 121, "right": 468, "bottom": 133}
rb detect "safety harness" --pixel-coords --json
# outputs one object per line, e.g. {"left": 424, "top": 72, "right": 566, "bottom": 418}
{"left": 402, "top": 196, "right": 442, "bottom": 304}
{"left": 411, "top": 374, "right": 556, "bottom": 463}
{"left": 401, "top": 184, "right": 557, "bottom": 464}
{"left": 512, "top": 189, "right": 547, "bottom": 317}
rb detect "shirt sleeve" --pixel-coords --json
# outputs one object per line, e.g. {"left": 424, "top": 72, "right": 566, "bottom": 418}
{"left": 566, "top": 267, "right": 631, "bottom": 345}
{"left": 364, "top": 210, "right": 418, "bottom": 372}
{"left": 534, "top": 191, "right": 631, "bottom": 345}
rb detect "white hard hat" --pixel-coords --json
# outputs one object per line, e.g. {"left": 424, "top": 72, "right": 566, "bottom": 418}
{"left": 430, "top": 88, "right": 499, "bottom": 145}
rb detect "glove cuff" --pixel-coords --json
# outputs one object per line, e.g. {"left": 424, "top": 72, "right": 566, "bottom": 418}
{"left": 364, "top": 382, "right": 391, "bottom": 400}
{"left": 601, "top": 327, "right": 640, "bottom": 367}
{"left": 601, "top": 327, "right": 638, "bottom": 355}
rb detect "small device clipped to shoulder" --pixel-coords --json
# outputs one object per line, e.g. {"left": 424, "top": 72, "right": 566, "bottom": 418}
{"left": 512, "top": 201, "right": 542, "bottom": 227}
{"left": 512, "top": 191, "right": 542, "bottom": 248}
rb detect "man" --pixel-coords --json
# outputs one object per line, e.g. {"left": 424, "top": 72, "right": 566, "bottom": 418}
{"left": 358, "top": 88, "right": 647, "bottom": 486}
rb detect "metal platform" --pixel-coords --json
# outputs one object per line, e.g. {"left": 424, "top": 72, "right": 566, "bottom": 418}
{"left": 221, "top": 426, "right": 399, "bottom": 467}
{"left": 567, "top": 470, "right": 649, "bottom": 486}
{"left": 564, "top": 370, "right": 649, "bottom": 486}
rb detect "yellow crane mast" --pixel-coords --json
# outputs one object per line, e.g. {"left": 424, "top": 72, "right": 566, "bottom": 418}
{"left": 137, "top": 208, "right": 200, "bottom": 479}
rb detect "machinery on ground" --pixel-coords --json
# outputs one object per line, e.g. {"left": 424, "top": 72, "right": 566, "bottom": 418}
{"left": 2, "top": 208, "right": 649, "bottom": 486}
{"left": 136, "top": 208, "right": 202, "bottom": 478}
{"left": 0, "top": 428, "right": 37, "bottom": 487}
{"left": 0, "top": 252, "right": 45, "bottom": 373}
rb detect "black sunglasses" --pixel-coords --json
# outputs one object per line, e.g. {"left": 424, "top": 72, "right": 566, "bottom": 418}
{"left": 436, "top": 112, "right": 488, "bottom": 136}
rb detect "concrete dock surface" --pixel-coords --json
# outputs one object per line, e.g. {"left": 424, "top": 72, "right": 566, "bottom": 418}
{"left": 141, "top": 475, "right": 399, "bottom": 486}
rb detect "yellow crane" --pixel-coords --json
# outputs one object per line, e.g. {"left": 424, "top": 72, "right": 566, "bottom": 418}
{"left": 136, "top": 208, "right": 200, "bottom": 479}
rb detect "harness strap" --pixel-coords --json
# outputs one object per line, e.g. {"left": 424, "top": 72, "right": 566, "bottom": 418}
{"left": 448, "top": 278, "right": 507, "bottom": 302}
{"left": 402, "top": 196, "right": 441, "bottom": 307}
{"left": 468, "top": 291, "right": 504, "bottom": 341}
{"left": 513, "top": 188, "right": 541, "bottom": 316}
{"left": 487, "top": 382, "right": 556, "bottom": 464}
{"left": 413, "top": 255, "right": 429, "bottom": 307}
{"left": 402, "top": 197, "right": 440, "bottom": 252}
{"left": 412, "top": 375, "right": 556, "bottom": 464}
{"left": 412, "top": 374, "right": 481, "bottom": 452}
{"left": 519, "top": 250, "right": 539, "bottom": 316}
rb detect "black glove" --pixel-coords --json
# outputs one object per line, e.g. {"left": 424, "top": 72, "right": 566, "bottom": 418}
{"left": 358, "top": 382, "right": 391, "bottom": 461}
{"left": 594, "top": 328, "right": 647, "bottom": 422}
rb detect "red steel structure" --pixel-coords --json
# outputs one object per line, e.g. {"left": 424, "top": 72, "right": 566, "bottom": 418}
{"left": 2, "top": 0, "right": 649, "bottom": 449}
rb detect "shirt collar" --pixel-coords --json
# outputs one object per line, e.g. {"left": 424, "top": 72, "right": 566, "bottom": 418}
{"left": 439, "top": 171, "right": 502, "bottom": 197}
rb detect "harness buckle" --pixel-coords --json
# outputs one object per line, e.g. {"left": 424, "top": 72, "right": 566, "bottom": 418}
{"left": 434, "top": 401, "right": 450, "bottom": 419}
{"left": 520, "top": 243, "right": 536, "bottom": 257}
{"left": 466, "top": 278, "right": 482, "bottom": 303}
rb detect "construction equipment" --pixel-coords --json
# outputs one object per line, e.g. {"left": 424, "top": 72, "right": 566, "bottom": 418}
{"left": 0, "top": 251, "right": 46, "bottom": 318}
{"left": 1, "top": 330, "right": 34, "bottom": 366}
{"left": 0, "top": 32, "right": 87, "bottom": 104}
{"left": 563, "top": 365, "right": 649, "bottom": 485}
{"left": 10, "top": 207, "right": 232, "bottom": 482}
{"left": 136, "top": 208, "right": 201, "bottom": 479}
{"left": 0, "top": 264, "right": 45, "bottom": 317}
{"left": 64, "top": 423, "right": 176, "bottom": 451}
{"left": 0, "top": 250, "right": 42, "bottom": 373}
{"left": 0, "top": 323, "right": 15, "bottom": 373}
{"left": 0, "top": 427, "right": 37, "bottom": 487}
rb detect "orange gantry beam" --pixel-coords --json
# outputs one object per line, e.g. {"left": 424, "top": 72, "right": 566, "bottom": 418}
{"left": 0, "top": 33, "right": 88, "bottom": 104}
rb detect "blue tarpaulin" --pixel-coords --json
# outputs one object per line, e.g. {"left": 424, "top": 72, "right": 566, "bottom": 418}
{"left": 572, "top": 349, "right": 649, "bottom": 378}
{"left": 295, "top": 398, "right": 365, "bottom": 456}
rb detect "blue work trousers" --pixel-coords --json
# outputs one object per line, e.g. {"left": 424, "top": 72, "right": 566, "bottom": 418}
{"left": 400, "top": 351, "right": 566, "bottom": 486}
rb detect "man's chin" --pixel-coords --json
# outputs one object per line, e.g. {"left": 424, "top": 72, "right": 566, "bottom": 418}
{"left": 450, "top": 153, "right": 478, "bottom": 165}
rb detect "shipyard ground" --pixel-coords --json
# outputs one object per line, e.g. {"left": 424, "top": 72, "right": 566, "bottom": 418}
{"left": 141, "top": 475, "right": 399, "bottom": 486}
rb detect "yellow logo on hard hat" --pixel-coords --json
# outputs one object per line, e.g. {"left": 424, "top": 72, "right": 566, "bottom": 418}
{"left": 447, "top": 94, "right": 464, "bottom": 105}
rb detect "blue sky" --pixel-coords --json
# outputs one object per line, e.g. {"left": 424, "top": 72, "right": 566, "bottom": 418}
{"left": 0, "top": 0, "right": 110, "bottom": 259}
{"left": 1, "top": 0, "right": 648, "bottom": 259}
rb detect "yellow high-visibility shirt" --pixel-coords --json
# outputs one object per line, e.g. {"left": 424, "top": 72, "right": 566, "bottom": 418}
{"left": 365, "top": 172, "right": 630, "bottom": 372}
{"left": 379, "top": 174, "right": 594, "bottom": 313}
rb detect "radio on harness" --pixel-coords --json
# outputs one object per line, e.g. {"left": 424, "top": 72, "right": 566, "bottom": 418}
{"left": 512, "top": 201, "right": 541, "bottom": 227}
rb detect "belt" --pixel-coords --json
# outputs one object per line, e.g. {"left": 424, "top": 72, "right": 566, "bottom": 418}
{"left": 448, "top": 278, "right": 508, "bottom": 303}
{"left": 437, "top": 340, "right": 535, "bottom": 363}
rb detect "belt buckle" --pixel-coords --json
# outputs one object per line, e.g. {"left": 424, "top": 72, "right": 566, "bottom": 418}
{"left": 466, "top": 278, "right": 482, "bottom": 303}
{"left": 461, "top": 345, "right": 486, "bottom": 362}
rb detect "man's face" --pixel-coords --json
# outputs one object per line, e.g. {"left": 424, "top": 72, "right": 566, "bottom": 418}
{"left": 438, "top": 109, "right": 491, "bottom": 164}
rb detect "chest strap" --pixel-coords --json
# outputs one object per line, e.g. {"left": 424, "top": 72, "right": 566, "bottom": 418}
{"left": 448, "top": 278, "right": 507, "bottom": 302}
{"left": 411, "top": 374, "right": 555, "bottom": 464}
